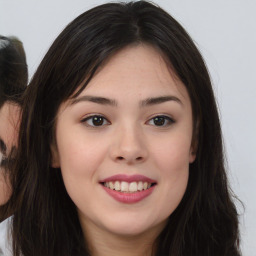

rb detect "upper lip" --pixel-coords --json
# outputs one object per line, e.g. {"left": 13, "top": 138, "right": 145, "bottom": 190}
{"left": 100, "top": 174, "right": 157, "bottom": 183}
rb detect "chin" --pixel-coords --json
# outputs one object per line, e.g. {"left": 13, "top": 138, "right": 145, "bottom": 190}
{"left": 100, "top": 214, "right": 167, "bottom": 238}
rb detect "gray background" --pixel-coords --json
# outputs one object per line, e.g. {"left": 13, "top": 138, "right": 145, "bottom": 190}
{"left": 0, "top": 0, "right": 255, "bottom": 255}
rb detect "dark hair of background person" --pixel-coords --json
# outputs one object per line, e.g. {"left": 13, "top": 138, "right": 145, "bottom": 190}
{"left": 7, "top": 1, "right": 241, "bottom": 256}
{"left": 0, "top": 36, "right": 28, "bottom": 108}
{"left": 0, "top": 35, "right": 27, "bottom": 220}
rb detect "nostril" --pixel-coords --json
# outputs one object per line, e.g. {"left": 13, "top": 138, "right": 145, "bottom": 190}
{"left": 115, "top": 156, "right": 144, "bottom": 161}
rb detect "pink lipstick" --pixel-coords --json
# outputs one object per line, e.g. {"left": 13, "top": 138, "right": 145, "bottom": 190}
{"left": 100, "top": 174, "right": 157, "bottom": 204}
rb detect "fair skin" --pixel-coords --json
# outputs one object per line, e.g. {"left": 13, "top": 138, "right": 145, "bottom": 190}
{"left": 52, "top": 44, "right": 196, "bottom": 256}
{"left": 0, "top": 101, "right": 20, "bottom": 205}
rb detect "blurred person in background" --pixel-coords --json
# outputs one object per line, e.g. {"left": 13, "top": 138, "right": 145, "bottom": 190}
{"left": 0, "top": 35, "right": 27, "bottom": 218}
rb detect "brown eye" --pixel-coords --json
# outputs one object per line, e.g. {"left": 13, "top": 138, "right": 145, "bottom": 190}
{"left": 153, "top": 117, "right": 165, "bottom": 126}
{"left": 82, "top": 115, "right": 110, "bottom": 127}
{"left": 148, "top": 115, "right": 175, "bottom": 127}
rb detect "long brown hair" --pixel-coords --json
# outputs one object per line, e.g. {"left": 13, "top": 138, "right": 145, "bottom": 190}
{"left": 8, "top": 1, "right": 241, "bottom": 255}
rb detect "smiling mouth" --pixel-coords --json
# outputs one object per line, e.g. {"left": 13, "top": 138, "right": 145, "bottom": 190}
{"left": 100, "top": 181, "right": 157, "bottom": 193}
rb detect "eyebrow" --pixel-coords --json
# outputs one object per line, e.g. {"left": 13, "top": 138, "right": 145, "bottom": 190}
{"left": 140, "top": 96, "right": 183, "bottom": 107}
{"left": 71, "top": 96, "right": 117, "bottom": 106}
{"left": 71, "top": 95, "right": 182, "bottom": 107}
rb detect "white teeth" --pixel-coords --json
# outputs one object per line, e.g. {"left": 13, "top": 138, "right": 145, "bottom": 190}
{"left": 109, "top": 181, "right": 114, "bottom": 189}
{"left": 114, "top": 181, "right": 120, "bottom": 191}
{"left": 129, "top": 182, "right": 137, "bottom": 192}
{"left": 138, "top": 181, "right": 143, "bottom": 191}
{"left": 121, "top": 181, "right": 129, "bottom": 192}
{"left": 103, "top": 181, "right": 154, "bottom": 193}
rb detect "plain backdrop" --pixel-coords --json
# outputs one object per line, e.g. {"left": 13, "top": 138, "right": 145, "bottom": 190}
{"left": 0, "top": 0, "right": 255, "bottom": 255}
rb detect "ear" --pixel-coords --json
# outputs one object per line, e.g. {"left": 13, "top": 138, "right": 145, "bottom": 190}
{"left": 50, "top": 143, "right": 60, "bottom": 168}
{"left": 189, "top": 147, "right": 197, "bottom": 163}
{"left": 189, "top": 121, "right": 199, "bottom": 163}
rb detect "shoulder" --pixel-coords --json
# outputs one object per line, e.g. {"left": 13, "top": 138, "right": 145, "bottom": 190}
{"left": 0, "top": 217, "right": 12, "bottom": 256}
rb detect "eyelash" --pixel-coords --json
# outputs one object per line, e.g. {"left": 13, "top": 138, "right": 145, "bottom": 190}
{"left": 81, "top": 114, "right": 175, "bottom": 128}
{"left": 147, "top": 115, "right": 175, "bottom": 127}
{"left": 81, "top": 115, "right": 110, "bottom": 127}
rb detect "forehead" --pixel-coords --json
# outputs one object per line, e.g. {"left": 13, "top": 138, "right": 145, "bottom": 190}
{"left": 71, "top": 44, "right": 190, "bottom": 105}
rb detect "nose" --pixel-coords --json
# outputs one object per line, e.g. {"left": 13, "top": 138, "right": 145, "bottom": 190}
{"left": 109, "top": 125, "right": 148, "bottom": 164}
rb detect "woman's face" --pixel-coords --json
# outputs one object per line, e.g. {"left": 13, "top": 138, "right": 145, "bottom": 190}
{"left": 0, "top": 102, "right": 20, "bottom": 205}
{"left": 53, "top": 45, "right": 196, "bottom": 238}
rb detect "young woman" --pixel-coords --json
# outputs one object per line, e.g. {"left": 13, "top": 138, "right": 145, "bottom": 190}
{"left": 6, "top": 1, "right": 241, "bottom": 255}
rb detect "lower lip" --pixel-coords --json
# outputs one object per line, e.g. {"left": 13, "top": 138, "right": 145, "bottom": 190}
{"left": 102, "top": 185, "right": 156, "bottom": 204}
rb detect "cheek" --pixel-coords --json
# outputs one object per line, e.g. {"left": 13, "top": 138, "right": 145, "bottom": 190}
{"left": 56, "top": 139, "right": 97, "bottom": 207}
{"left": 151, "top": 133, "right": 192, "bottom": 174}
{"left": 157, "top": 140, "right": 190, "bottom": 193}
{"left": 56, "top": 134, "right": 111, "bottom": 214}
{"left": 56, "top": 129, "right": 109, "bottom": 184}
{"left": 149, "top": 134, "right": 191, "bottom": 213}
